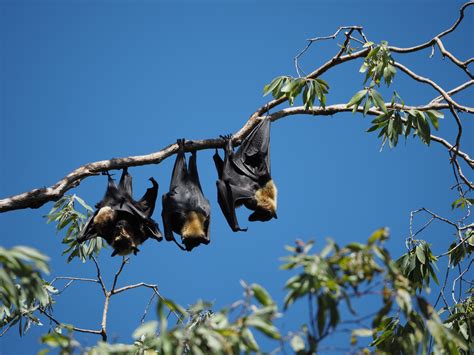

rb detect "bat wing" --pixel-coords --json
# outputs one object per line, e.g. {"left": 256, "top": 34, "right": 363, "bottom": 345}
{"left": 137, "top": 177, "right": 159, "bottom": 218}
{"left": 161, "top": 194, "right": 186, "bottom": 250}
{"left": 169, "top": 139, "right": 188, "bottom": 191}
{"left": 143, "top": 218, "right": 162, "bottom": 241}
{"left": 96, "top": 174, "right": 122, "bottom": 209}
{"left": 216, "top": 179, "right": 248, "bottom": 232}
{"left": 188, "top": 151, "right": 203, "bottom": 191}
{"left": 213, "top": 150, "right": 224, "bottom": 179}
{"left": 161, "top": 194, "right": 175, "bottom": 242}
{"left": 233, "top": 118, "right": 271, "bottom": 181}
{"left": 118, "top": 168, "right": 133, "bottom": 198}
{"left": 76, "top": 213, "right": 97, "bottom": 243}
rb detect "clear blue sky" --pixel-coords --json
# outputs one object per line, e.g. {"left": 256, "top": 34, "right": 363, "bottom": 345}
{"left": 1, "top": 0, "right": 472, "bottom": 353}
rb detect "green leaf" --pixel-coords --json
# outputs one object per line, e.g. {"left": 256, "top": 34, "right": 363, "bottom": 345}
{"left": 371, "top": 90, "right": 387, "bottom": 113}
{"left": 415, "top": 246, "right": 426, "bottom": 265}
{"left": 246, "top": 318, "right": 280, "bottom": 339}
{"left": 346, "top": 90, "right": 367, "bottom": 108}
{"left": 363, "top": 96, "right": 372, "bottom": 115}
{"left": 162, "top": 299, "right": 186, "bottom": 318}
{"left": 251, "top": 283, "right": 273, "bottom": 307}
{"left": 426, "top": 110, "right": 443, "bottom": 130}
{"left": 73, "top": 195, "right": 93, "bottom": 212}
{"left": 415, "top": 112, "right": 431, "bottom": 145}
{"left": 263, "top": 77, "right": 283, "bottom": 96}
{"left": 241, "top": 328, "right": 259, "bottom": 352}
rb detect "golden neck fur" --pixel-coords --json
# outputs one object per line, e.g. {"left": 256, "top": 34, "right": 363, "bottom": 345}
{"left": 181, "top": 211, "right": 206, "bottom": 238}
{"left": 93, "top": 206, "right": 116, "bottom": 226}
{"left": 255, "top": 180, "right": 277, "bottom": 214}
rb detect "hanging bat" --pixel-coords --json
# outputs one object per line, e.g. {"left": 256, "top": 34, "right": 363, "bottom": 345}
{"left": 213, "top": 118, "right": 277, "bottom": 232}
{"left": 77, "top": 168, "right": 162, "bottom": 256}
{"left": 162, "top": 139, "right": 211, "bottom": 251}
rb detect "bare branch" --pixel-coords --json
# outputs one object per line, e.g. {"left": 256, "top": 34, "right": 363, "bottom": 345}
{"left": 100, "top": 295, "right": 110, "bottom": 341}
{"left": 294, "top": 26, "right": 366, "bottom": 76}
{"left": 265, "top": 104, "right": 474, "bottom": 168}
{"left": 393, "top": 61, "right": 474, "bottom": 113}
{"left": 388, "top": 1, "right": 474, "bottom": 53}
{"left": 39, "top": 308, "right": 102, "bottom": 336}
{"left": 433, "top": 38, "right": 473, "bottom": 78}
{"left": 451, "top": 260, "right": 472, "bottom": 303}
{"left": 430, "top": 79, "right": 474, "bottom": 104}
{"left": 111, "top": 257, "right": 129, "bottom": 292}
{"left": 91, "top": 256, "right": 107, "bottom": 296}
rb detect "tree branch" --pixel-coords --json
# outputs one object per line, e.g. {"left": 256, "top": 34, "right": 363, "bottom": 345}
{"left": 0, "top": 3, "right": 472, "bottom": 214}
{"left": 393, "top": 61, "right": 474, "bottom": 113}
{"left": 39, "top": 308, "right": 102, "bottom": 336}
{"left": 388, "top": 1, "right": 474, "bottom": 53}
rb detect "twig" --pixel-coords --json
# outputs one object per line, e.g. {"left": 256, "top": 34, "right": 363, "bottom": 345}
{"left": 140, "top": 292, "right": 156, "bottom": 324}
{"left": 39, "top": 308, "right": 102, "bottom": 336}
{"left": 393, "top": 61, "right": 474, "bottom": 113}
{"left": 430, "top": 79, "right": 474, "bottom": 104}
{"left": 112, "top": 282, "right": 182, "bottom": 321}
{"left": 91, "top": 256, "right": 107, "bottom": 296}
{"left": 433, "top": 38, "right": 473, "bottom": 78}
{"left": 451, "top": 260, "right": 472, "bottom": 303}
{"left": 111, "top": 257, "right": 129, "bottom": 292}
{"left": 388, "top": 1, "right": 474, "bottom": 53}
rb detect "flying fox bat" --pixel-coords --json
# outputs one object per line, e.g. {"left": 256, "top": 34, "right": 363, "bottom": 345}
{"left": 162, "top": 139, "right": 211, "bottom": 251}
{"left": 213, "top": 118, "right": 277, "bottom": 232}
{"left": 77, "top": 168, "right": 162, "bottom": 256}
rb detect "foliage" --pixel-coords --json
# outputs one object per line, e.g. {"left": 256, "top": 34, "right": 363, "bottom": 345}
{"left": 263, "top": 76, "right": 329, "bottom": 108}
{"left": 0, "top": 246, "right": 55, "bottom": 336}
{"left": 46, "top": 194, "right": 104, "bottom": 262}
{"left": 42, "top": 283, "right": 281, "bottom": 354}
{"left": 36, "top": 229, "right": 471, "bottom": 354}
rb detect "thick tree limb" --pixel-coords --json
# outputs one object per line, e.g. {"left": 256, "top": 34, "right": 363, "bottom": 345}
{"left": 0, "top": 100, "right": 472, "bottom": 214}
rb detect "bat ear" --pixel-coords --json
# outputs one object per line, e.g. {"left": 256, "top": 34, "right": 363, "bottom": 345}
{"left": 111, "top": 250, "right": 118, "bottom": 257}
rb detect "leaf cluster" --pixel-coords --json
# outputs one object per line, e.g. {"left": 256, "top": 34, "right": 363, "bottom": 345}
{"left": 0, "top": 246, "right": 56, "bottom": 336}
{"left": 263, "top": 76, "right": 329, "bottom": 108}
{"left": 46, "top": 195, "right": 104, "bottom": 262}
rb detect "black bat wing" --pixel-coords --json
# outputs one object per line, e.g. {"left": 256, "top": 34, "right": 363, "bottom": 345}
{"left": 76, "top": 213, "right": 97, "bottom": 243}
{"left": 188, "top": 151, "right": 211, "bottom": 217}
{"left": 137, "top": 177, "right": 159, "bottom": 218}
{"left": 214, "top": 137, "right": 255, "bottom": 232}
{"left": 134, "top": 176, "right": 162, "bottom": 240}
{"left": 233, "top": 118, "right": 271, "bottom": 181}
{"left": 169, "top": 139, "right": 189, "bottom": 191}
{"left": 118, "top": 167, "right": 133, "bottom": 198}
{"left": 161, "top": 194, "right": 186, "bottom": 250}
{"left": 216, "top": 179, "right": 249, "bottom": 232}
{"left": 96, "top": 174, "right": 122, "bottom": 209}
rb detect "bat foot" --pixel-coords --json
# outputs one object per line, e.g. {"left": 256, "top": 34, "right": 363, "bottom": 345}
{"left": 176, "top": 138, "right": 186, "bottom": 152}
{"left": 219, "top": 134, "right": 232, "bottom": 141}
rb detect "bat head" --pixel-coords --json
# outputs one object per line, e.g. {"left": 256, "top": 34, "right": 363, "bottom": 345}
{"left": 111, "top": 220, "right": 141, "bottom": 256}
{"left": 181, "top": 211, "right": 210, "bottom": 250}
{"left": 252, "top": 179, "right": 278, "bottom": 221}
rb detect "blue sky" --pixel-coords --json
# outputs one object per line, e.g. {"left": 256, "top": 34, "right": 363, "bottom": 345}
{"left": 1, "top": 0, "right": 473, "bottom": 353}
